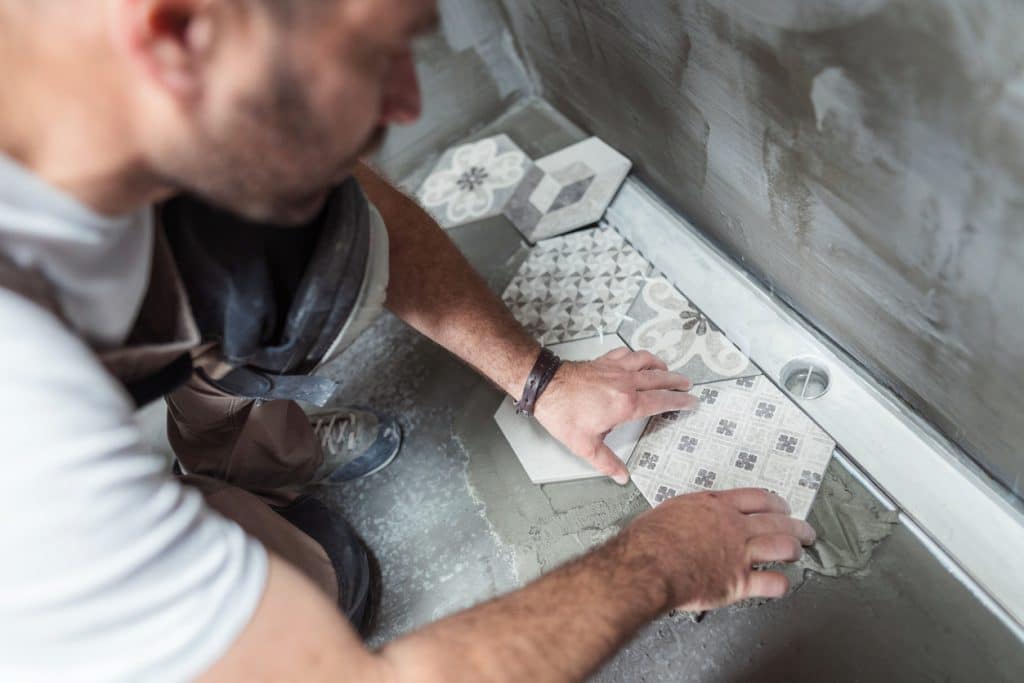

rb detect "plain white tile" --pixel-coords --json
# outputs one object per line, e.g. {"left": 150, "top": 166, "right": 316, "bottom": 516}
{"left": 535, "top": 137, "right": 630, "bottom": 175}
{"left": 494, "top": 334, "right": 650, "bottom": 484}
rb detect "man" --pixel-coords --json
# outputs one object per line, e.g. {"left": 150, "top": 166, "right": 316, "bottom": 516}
{"left": 0, "top": 1, "right": 815, "bottom": 681}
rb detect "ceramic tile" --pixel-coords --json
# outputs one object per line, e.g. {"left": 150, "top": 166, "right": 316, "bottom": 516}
{"left": 494, "top": 335, "right": 649, "bottom": 484}
{"left": 628, "top": 375, "right": 834, "bottom": 519}
{"left": 416, "top": 134, "right": 533, "bottom": 228}
{"left": 502, "top": 224, "right": 653, "bottom": 344}
{"left": 504, "top": 137, "right": 631, "bottom": 243}
{"left": 619, "top": 276, "right": 756, "bottom": 384}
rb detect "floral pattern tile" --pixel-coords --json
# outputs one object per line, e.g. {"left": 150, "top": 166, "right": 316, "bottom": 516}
{"left": 619, "top": 277, "right": 755, "bottom": 385}
{"left": 502, "top": 224, "right": 653, "bottom": 344}
{"left": 504, "top": 137, "right": 631, "bottom": 243}
{"left": 628, "top": 375, "right": 835, "bottom": 519}
{"left": 417, "top": 134, "right": 531, "bottom": 229}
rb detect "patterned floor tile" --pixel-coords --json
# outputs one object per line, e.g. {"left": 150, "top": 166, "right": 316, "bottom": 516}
{"left": 502, "top": 224, "right": 653, "bottom": 344}
{"left": 619, "top": 276, "right": 756, "bottom": 384}
{"left": 494, "top": 335, "right": 649, "bottom": 484}
{"left": 504, "top": 137, "right": 631, "bottom": 243}
{"left": 628, "top": 375, "right": 834, "bottom": 519}
{"left": 416, "top": 134, "right": 532, "bottom": 229}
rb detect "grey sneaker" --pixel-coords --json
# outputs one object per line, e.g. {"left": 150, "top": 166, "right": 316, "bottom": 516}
{"left": 310, "top": 406, "right": 403, "bottom": 483}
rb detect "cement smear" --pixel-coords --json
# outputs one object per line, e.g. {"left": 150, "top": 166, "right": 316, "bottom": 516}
{"left": 801, "top": 461, "right": 899, "bottom": 577}
{"left": 454, "top": 380, "right": 648, "bottom": 583}
{"left": 712, "top": 460, "right": 900, "bottom": 616}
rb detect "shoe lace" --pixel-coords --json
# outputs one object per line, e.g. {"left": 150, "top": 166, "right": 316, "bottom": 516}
{"left": 313, "top": 413, "right": 358, "bottom": 454}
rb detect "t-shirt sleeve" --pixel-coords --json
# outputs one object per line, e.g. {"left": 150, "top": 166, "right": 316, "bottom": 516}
{"left": 0, "top": 290, "right": 268, "bottom": 682}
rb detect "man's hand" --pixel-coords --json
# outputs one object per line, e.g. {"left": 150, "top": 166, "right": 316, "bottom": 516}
{"left": 205, "top": 489, "right": 813, "bottom": 683}
{"left": 534, "top": 347, "right": 697, "bottom": 484}
{"left": 619, "top": 487, "right": 817, "bottom": 611}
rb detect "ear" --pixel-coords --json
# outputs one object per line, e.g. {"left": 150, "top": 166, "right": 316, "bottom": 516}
{"left": 113, "top": 0, "right": 216, "bottom": 99}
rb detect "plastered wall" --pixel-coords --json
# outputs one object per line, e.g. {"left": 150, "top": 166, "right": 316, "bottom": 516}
{"left": 497, "top": 0, "right": 1024, "bottom": 497}
{"left": 374, "top": 0, "right": 532, "bottom": 183}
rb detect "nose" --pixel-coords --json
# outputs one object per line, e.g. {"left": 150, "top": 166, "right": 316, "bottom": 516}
{"left": 380, "top": 49, "right": 422, "bottom": 126}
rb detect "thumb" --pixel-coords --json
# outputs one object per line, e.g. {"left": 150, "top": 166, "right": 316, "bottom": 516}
{"left": 588, "top": 442, "right": 630, "bottom": 486}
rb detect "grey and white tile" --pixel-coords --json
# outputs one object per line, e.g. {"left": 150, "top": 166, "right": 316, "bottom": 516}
{"left": 502, "top": 224, "right": 653, "bottom": 344}
{"left": 494, "top": 335, "right": 649, "bottom": 484}
{"left": 628, "top": 375, "right": 835, "bottom": 519}
{"left": 416, "top": 134, "right": 532, "bottom": 229}
{"left": 619, "top": 276, "right": 756, "bottom": 384}
{"left": 504, "top": 137, "right": 631, "bottom": 243}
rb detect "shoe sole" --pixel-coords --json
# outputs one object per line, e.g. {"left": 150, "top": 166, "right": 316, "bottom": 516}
{"left": 356, "top": 535, "right": 383, "bottom": 638}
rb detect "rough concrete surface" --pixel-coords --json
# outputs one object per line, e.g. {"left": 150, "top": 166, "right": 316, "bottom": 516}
{"left": 315, "top": 218, "right": 529, "bottom": 645}
{"left": 498, "top": 0, "right": 1024, "bottom": 500}
{"left": 454, "top": 378, "right": 647, "bottom": 582}
{"left": 800, "top": 464, "right": 899, "bottom": 578}
{"left": 311, "top": 108, "right": 1024, "bottom": 674}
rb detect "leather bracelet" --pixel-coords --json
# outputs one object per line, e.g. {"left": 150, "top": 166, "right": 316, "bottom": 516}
{"left": 514, "top": 347, "right": 562, "bottom": 417}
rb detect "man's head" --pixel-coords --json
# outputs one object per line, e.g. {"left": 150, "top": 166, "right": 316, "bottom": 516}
{"left": 3, "top": 0, "right": 436, "bottom": 222}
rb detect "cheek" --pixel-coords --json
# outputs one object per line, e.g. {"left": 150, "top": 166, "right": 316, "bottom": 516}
{"left": 337, "top": 77, "right": 385, "bottom": 134}
{"left": 306, "top": 74, "right": 384, "bottom": 158}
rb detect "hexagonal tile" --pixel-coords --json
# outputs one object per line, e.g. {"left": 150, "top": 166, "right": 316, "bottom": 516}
{"left": 503, "top": 137, "right": 631, "bottom": 243}
{"left": 416, "top": 134, "right": 533, "bottom": 229}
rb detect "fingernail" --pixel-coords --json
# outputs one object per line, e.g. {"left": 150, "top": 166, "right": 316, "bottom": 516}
{"left": 613, "top": 472, "right": 630, "bottom": 486}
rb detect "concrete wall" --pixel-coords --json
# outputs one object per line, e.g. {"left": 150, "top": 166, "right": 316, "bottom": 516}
{"left": 374, "top": 0, "right": 531, "bottom": 184}
{"left": 499, "top": 0, "right": 1024, "bottom": 496}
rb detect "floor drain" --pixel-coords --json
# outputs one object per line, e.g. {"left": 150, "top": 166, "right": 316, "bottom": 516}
{"left": 781, "top": 358, "right": 831, "bottom": 400}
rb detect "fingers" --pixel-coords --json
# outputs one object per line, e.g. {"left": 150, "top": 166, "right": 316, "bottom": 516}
{"left": 632, "top": 390, "right": 699, "bottom": 419}
{"left": 616, "top": 350, "right": 669, "bottom": 372}
{"left": 587, "top": 442, "right": 630, "bottom": 486}
{"left": 716, "top": 488, "right": 791, "bottom": 515}
{"left": 747, "top": 533, "right": 804, "bottom": 564}
{"left": 743, "top": 570, "right": 790, "bottom": 600}
{"left": 631, "top": 370, "right": 693, "bottom": 392}
{"left": 746, "top": 513, "right": 817, "bottom": 546}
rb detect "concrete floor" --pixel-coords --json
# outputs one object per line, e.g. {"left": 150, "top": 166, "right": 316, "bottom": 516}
{"left": 311, "top": 101, "right": 1024, "bottom": 681}
{"left": 131, "top": 100, "right": 1023, "bottom": 680}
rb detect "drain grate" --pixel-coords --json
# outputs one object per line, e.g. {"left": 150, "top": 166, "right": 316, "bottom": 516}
{"left": 781, "top": 357, "right": 831, "bottom": 400}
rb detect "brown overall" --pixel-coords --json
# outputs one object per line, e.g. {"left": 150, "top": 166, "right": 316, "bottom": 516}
{"left": 0, "top": 227, "right": 341, "bottom": 602}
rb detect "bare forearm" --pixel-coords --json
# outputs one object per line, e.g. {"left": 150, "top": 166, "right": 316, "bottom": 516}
{"left": 380, "top": 530, "right": 669, "bottom": 683}
{"left": 377, "top": 486, "right": 815, "bottom": 682}
{"left": 205, "top": 491, "right": 808, "bottom": 683}
{"left": 355, "top": 162, "right": 538, "bottom": 398}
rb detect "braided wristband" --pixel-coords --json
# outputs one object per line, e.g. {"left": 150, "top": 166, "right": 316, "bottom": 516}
{"left": 514, "top": 348, "right": 562, "bottom": 417}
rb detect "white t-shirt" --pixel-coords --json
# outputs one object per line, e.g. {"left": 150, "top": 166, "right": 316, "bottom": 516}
{"left": 0, "top": 154, "right": 267, "bottom": 682}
